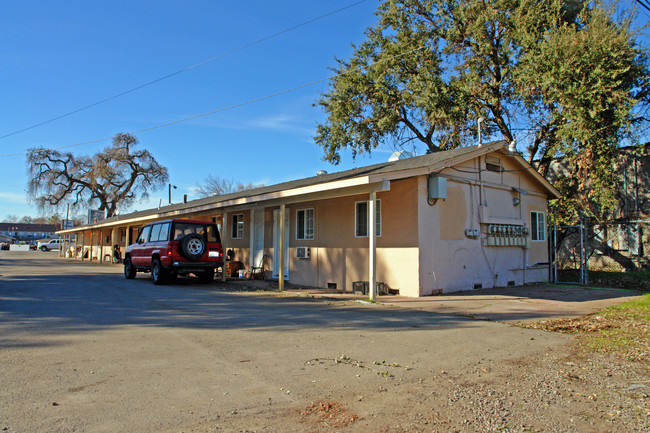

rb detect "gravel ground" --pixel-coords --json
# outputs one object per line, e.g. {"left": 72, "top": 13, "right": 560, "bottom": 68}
{"left": 201, "top": 340, "right": 649, "bottom": 433}
{"left": 1, "top": 252, "right": 648, "bottom": 432}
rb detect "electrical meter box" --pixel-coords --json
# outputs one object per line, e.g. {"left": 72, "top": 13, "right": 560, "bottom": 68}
{"left": 428, "top": 175, "right": 447, "bottom": 199}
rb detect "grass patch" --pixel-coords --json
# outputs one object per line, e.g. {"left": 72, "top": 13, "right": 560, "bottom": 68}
{"left": 521, "top": 294, "right": 649, "bottom": 362}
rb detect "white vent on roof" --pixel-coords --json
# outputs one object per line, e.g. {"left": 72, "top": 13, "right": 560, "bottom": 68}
{"left": 316, "top": 170, "right": 328, "bottom": 176}
{"left": 388, "top": 150, "right": 413, "bottom": 162}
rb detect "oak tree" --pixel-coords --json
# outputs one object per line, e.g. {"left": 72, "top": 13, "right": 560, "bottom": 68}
{"left": 27, "top": 133, "right": 168, "bottom": 218}
{"left": 315, "top": 0, "right": 649, "bottom": 221}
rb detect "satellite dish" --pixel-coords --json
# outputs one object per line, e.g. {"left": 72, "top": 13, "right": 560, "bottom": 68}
{"left": 388, "top": 150, "right": 414, "bottom": 162}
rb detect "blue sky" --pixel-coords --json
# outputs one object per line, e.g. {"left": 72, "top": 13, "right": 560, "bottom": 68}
{"left": 0, "top": 0, "right": 388, "bottom": 219}
{"left": 1, "top": 1, "right": 648, "bottom": 220}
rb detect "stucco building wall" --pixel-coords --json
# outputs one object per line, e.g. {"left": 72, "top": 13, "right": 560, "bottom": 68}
{"left": 284, "top": 177, "right": 420, "bottom": 294}
{"left": 418, "top": 155, "right": 552, "bottom": 294}
{"left": 61, "top": 143, "right": 557, "bottom": 297}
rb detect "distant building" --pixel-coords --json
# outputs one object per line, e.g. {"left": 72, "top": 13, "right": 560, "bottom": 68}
{"left": 0, "top": 223, "right": 59, "bottom": 244}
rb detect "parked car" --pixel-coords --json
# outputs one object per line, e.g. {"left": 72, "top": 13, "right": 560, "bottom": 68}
{"left": 37, "top": 239, "right": 61, "bottom": 251}
{"left": 0, "top": 242, "right": 9, "bottom": 250}
{"left": 124, "top": 219, "right": 223, "bottom": 285}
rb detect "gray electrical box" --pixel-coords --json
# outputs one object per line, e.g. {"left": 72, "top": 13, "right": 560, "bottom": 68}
{"left": 428, "top": 175, "right": 447, "bottom": 199}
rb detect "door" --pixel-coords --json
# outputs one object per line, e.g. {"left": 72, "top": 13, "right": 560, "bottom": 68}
{"left": 251, "top": 209, "right": 265, "bottom": 268}
{"left": 130, "top": 225, "right": 151, "bottom": 266}
{"left": 272, "top": 209, "right": 289, "bottom": 279}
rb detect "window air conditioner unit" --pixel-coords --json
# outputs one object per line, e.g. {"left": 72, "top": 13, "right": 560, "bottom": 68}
{"left": 296, "top": 246, "right": 310, "bottom": 259}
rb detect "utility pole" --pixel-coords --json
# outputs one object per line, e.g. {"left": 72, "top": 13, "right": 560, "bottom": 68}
{"left": 168, "top": 184, "right": 177, "bottom": 204}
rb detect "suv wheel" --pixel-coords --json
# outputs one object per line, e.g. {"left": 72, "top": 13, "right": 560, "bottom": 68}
{"left": 40, "top": 246, "right": 48, "bottom": 252}
{"left": 124, "top": 257, "right": 136, "bottom": 279}
{"left": 151, "top": 258, "right": 167, "bottom": 285}
{"left": 180, "top": 234, "right": 206, "bottom": 260}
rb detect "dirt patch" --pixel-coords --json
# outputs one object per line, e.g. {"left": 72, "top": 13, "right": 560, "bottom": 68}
{"left": 300, "top": 401, "right": 359, "bottom": 428}
{"left": 519, "top": 313, "right": 617, "bottom": 333}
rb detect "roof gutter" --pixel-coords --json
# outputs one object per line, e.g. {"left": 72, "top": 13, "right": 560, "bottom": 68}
{"left": 58, "top": 175, "right": 379, "bottom": 234}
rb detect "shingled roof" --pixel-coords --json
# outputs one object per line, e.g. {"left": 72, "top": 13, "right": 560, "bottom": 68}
{"left": 60, "top": 140, "right": 557, "bottom": 232}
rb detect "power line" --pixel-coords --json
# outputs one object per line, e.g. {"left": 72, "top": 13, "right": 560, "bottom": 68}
{"left": 1, "top": 46, "right": 428, "bottom": 158}
{"left": 636, "top": 0, "right": 650, "bottom": 13}
{"left": 0, "top": 78, "right": 330, "bottom": 157}
{"left": 0, "top": 0, "right": 369, "bottom": 141}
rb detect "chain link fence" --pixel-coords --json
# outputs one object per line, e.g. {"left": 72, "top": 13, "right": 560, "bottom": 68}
{"left": 551, "top": 219, "right": 650, "bottom": 291}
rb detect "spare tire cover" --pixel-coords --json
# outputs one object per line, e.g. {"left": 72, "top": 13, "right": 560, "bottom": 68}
{"left": 180, "top": 234, "right": 206, "bottom": 260}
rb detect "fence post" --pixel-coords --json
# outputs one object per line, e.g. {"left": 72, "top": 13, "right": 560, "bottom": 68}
{"left": 553, "top": 212, "right": 558, "bottom": 283}
{"left": 582, "top": 218, "right": 589, "bottom": 285}
{"left": 637, "top": 223, "right": 642, "bottom": 270}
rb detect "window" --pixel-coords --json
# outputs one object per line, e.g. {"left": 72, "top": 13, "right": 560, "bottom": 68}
{"left": 172, "top": 222, "right": 219, "bottom": 242}
{"left": 158, "top": 222, "right": 170, "bottom": 242}
{"left": 137, "top": 226, "right": 151, "bottom": 243}
{"left": 231, "top": 214, "right": 244, "bottom": 239}
{"left": 149, "top": 224, "right": 162, "bottom": 242}
{"left": 531, "top": 211, "right": 545, "bottom": 241}
{"left": 485, "top": 155, "right": 502, "bottom": 172}
{"left": 355, "top": 200, "right": 381, "bottom": 237}
{"left": 297, "top": 209, "right": 314, "bottom": 240}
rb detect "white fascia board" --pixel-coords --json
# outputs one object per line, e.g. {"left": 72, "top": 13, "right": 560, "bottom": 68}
{"left": 367, "top": 143, "right": 506, "bottom": 184}
{"left": 502, "top": 151, "right": 561, "bottom": 199}
{"left": 57, "top": 176, "right": 375, "bottom": 234}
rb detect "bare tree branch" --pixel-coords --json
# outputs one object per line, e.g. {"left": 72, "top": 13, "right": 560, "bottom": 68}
{"left": 27, "top": 133, "right": 168, "bottom": 217}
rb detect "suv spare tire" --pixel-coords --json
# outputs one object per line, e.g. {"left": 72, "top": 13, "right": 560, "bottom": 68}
{"left": 180, "top": 234, "right": 206, "bottom": 260}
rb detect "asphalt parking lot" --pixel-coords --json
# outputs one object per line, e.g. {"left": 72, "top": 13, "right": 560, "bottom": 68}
{"left": 0, "top": 252, "right": 644, "bottom": 432}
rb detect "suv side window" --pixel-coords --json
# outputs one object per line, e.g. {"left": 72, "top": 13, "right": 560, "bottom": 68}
{"left": 158, "top": 222, "right": 171, "bottom": 242}
{"left": 138, "top": 226, "right": 152, "bottom": 243}
{"left": 150, "top": 224, "right": 162, "bottom": 242}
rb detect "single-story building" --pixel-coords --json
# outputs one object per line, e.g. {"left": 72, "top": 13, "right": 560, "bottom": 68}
{"left": 0, "top": 223, "right": 59, "bottom": 244}
{"left": 57, "top": 140, "right": 560, "bottom": 297}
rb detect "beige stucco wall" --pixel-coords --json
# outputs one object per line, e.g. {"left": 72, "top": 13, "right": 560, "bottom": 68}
{"left": 266, "top": 178, "right": 421, "bottom": 295}
{"left": 418, "top": 152, "right": 551, "bottom": 294}
{"left": 225, "top": 209, "right": 251, "bottom": 266}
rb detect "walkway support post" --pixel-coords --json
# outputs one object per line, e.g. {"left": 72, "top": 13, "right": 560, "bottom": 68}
{"left": 279, "top": 203, "right": 285, "bottom": 291}
{"left": 369, "top": 191, "right": 377, "bottom": 302}
{"left": 221, "top": 212, "right": 228, "bottom": 282}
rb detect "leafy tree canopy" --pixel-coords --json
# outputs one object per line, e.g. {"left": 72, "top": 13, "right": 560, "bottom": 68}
{"left": 315, "top": 0, "right": 649, "bottom": 221}
{"left": 27, "top": 133, "right": 168, "bottom": 218}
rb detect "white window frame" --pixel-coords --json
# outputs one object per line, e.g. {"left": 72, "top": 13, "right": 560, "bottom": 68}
{"left": 232, "top": 214, "right": 244, "bottom": 239}
{"left": 531, "top": 211, "right": 545, "bottom": 242}
{"left": 296, "top": 208, "right": 315, "bottom": 240}
{"left": 355, "top": 200, "right": 381, "bottom": 238}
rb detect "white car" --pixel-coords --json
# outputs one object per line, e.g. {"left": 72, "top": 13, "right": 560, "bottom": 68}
{"left": 38, "top": 239, "right": 61, "bottom": 251}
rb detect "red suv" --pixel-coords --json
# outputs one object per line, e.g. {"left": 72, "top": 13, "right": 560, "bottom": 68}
{"left": 124, "top": 219, "right": 223, "bottom": 284}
